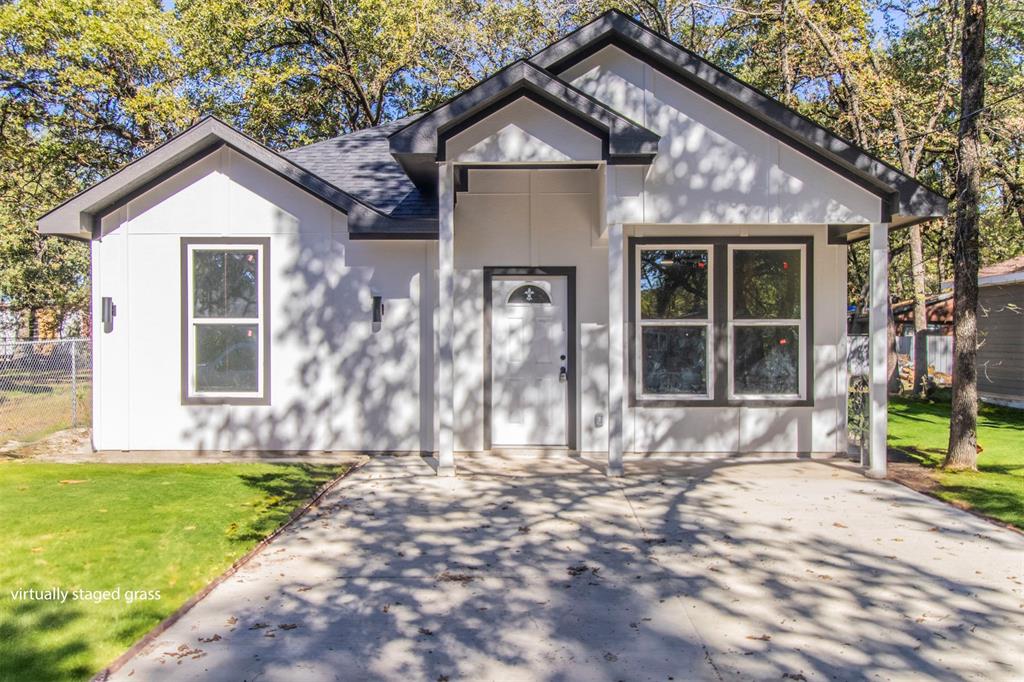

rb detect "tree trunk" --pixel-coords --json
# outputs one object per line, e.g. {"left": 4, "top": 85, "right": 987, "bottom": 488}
{"left": 910, "top": 223, "right": 929, "bottom": 394}
{"left": 946, "top": 0, "right": 986, "bottom": 471}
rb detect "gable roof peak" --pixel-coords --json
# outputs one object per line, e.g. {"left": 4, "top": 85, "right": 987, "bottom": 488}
{"left": 532, "top": 8, "right": 946, "bottom": 222}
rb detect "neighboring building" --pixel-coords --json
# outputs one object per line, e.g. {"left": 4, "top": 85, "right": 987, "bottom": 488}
{"left": 37, "top": 12, "right": 945, "bottom": 473}
{"left": 892, "top": 292, "right": 954, "bottom": 336}
{"left": 848, "top": 291, "right": 954, "bottom": 336}
{"left": 978, "top": 255, "right": 1024, "bottom": 409}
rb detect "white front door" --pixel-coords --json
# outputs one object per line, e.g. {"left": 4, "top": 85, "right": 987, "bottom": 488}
{"left": 491, "top": 276, "right": 569, "bottom": 447}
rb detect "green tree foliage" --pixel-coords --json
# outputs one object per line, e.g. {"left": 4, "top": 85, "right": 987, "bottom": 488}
{"left": 0, "top": 0, "right": 194, "bottom": 332}
{"left": 1, "top": 0, "right": 1021, "bottom": 339}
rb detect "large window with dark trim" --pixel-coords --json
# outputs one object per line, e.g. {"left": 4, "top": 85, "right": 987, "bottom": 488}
{"left": 635, "top": 246, "right": 713, "bottom": 399}
{"left": 632, "top": 238, "right": 810, "bottom": 405}
{"left": 183, "top": 240, "right": 268, "bottom": 403}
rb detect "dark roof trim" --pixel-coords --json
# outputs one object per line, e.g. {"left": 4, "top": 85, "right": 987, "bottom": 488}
{"left": 347, "top": 202, "right": 437, "bottom": 239}
{"left": 36, "top": 116, "right": 442, "bottom": 240}
{"left": 532, "top": 10, "right": 947, "bottom": 220}
{"left": 37, "top": 116, "right": 368, "bottom": 239}
{"left": 436, "top": 89, "right": 610, "bottom": 161}
{"left": 389, "top": 60, "right": 659, "bottom": 189}
{"left": 828, "top": 224, "right": 868, "bottom": 244}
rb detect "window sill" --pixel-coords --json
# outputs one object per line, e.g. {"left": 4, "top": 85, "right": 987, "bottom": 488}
{"left": 631, "top": 397, "right": 814, "bottom": 408}
{"left": 182, "top": 394, "right": 270, "bottom": 406}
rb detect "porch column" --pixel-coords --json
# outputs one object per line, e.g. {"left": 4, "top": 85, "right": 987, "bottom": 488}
{"left": 607, "top": 221, "right": 625, "bottom": 477}
{"left": 867, "top": 221, "right": 889, "bottom": 478}
{"left": 437, "top": 161, "right": 456, "bottom": 476}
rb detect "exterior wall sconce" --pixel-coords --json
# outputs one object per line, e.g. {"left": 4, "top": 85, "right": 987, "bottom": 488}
{"left": 372, "top": 295, "right": 384, "bottom": 332}
{"left": 102, "top": 296, "right": 117, "bottom": 333}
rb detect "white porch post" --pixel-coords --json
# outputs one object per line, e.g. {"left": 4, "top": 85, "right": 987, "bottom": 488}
{"left": 437, "top": 162, "right": 456, "bottom": 476}
{"left": 607, "top": 222, "right": 625, "bottom": 477}
{"left": 868, "top": 222, "right": 889, "bottom": 478}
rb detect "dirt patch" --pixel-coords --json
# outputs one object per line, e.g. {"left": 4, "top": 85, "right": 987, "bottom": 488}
{"left": 887, "top": 461, "right": 941, "bottom": 495}
{"left": 0, "top": 428, "right": 92, "bottom": 460}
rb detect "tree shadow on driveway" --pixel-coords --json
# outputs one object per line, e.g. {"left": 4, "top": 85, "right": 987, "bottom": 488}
{"left": 111, "top": 456, "right": 1024, "bottom": 682}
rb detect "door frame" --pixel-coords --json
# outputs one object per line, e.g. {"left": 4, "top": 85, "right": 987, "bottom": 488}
{"left": 483, "top": 266, "right": 577, "bottom": 451}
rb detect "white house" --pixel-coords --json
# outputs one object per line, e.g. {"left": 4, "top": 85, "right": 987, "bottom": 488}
{"left": 38, "top": 11, "right": 945, "bottom": 476}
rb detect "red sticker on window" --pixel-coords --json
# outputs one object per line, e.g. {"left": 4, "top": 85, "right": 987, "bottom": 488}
{"left": 782, "top": 261, "right": 789, "bottom": 270}
{"left": 779, "top": 338, "right": 788, "bottom": 345}
{"left": 247, "top": 329, "right": 253, "bottom": 337}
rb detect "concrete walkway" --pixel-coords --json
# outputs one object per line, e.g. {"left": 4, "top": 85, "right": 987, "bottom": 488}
{"left": 108, "top": 455, "right": 1024, "bottom": 682}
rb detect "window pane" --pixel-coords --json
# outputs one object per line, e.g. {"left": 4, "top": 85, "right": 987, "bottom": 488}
{"left": 193, "top": 250, "right": 259, "bottom": 318}
{"left": 733, "top": 326, "right": 799, "bottom": 395}
{"left": 507, "top": 284, "right": 551, "bottom": 304}
{"left": 640, "top": 249, "right": 709, "bottom": 319}
{"left": 195, "top": 324, "right": 258, "bottom": 392}
{"left": 732, "top": 249, "right": 801, "bottom": 319}
{"left": 641, "top": 326, "right": 707, "bottom": 395}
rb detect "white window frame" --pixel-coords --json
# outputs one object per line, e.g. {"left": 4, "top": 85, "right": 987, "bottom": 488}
{"left": 185, "top": 243, "right": 266, "bottom": 400}
{"left": 634, "top": 244, "right": 714, "bottom": 400}
{"left": 727, "top": 243, "right": 807, "bottom": 401}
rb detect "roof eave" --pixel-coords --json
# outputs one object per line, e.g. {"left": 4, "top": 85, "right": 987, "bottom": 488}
{"left": 388, "top": 60, "right": 660, "bottom": 188}
{"left": 534, "top": 10, "right": 948, "bottom": 221}
{"left": 37, "top": 116, "right": 361, "bottom": 239}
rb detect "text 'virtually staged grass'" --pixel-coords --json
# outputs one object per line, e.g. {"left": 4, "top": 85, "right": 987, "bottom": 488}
{"left": 0, "top": 463, "right": 346, "bottom": 682}
{"left": 888, "top": 396, "right": 1024, "bottom": 530}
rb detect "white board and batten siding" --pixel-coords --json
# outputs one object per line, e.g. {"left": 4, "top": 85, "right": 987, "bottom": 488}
{"left": 562, "top": 44, "right": 882, "bottom": 227}
{"left": 91, "top": 45, "right": 871, "bottom": 456}
{"left": 92, "top": 147, "right": 435, "bottom": 452}
{"left": 450, "top": 168, "right": 850, "bottom": 456}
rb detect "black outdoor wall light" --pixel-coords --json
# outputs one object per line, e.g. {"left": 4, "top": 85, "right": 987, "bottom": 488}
{"left": 372, "top": 295, "right": 384, "bottom": 332}
{"left": 101, "top": 296, "right": 116, "bottom": 333}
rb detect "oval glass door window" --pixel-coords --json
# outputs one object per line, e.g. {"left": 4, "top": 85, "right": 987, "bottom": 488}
{"left": 507, "top": 284, "right": 551, "bottom": 304}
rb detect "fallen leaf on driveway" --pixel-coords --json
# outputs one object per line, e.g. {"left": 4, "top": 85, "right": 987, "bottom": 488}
{"left": 437, "top": 572, "right": 474, "bottom": 584}
{"left": 162, "top": 644, "right": 205, "bottom": 661}
{"left": 248, "top": 622, "right": 269, "bottom": 630}
{"left": 198, "top": 634, "right": 221, "bottom": 643}
{"left": 279, "top": 623, "right": 298, "bottom": 630}
{"left": 746, "top": 634, "right": 771, "bottom": 641}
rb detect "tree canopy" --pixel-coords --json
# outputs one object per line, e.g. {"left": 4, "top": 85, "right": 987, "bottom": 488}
{"left": 1, "top": 0, "right": 1022, "bottom": 335}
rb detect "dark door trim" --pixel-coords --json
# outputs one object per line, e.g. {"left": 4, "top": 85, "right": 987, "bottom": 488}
{"left": 483, "top": 266, "right": 577, "bottom": 451}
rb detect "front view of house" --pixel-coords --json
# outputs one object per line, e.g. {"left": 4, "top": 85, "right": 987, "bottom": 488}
{"left": 39, "top": 11, "right": 945, "bottom": 475}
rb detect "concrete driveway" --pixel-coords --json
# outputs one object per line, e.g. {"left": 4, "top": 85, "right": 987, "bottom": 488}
{"left": 109, "top": 455, "right": 1024, "bottom": 682}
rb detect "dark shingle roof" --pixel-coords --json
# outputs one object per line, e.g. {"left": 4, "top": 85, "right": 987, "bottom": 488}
{"left": 283, "top": 118, "right": 436, "bottom": 220}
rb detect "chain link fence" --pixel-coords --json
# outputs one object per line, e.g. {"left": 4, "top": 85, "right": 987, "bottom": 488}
{"left": 0, "top": 338, "right": 91, "bottom": 447}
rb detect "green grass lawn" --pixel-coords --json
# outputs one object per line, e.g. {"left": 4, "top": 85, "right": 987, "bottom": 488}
{"left": 0, "top": 463, "right": 346, "bottom": 682}
{"left": 888, "top": 396, "right": 1024, "bottom": 529}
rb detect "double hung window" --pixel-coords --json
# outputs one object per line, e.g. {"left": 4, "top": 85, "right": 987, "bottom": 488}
{"left": 183, "top": 240, "right": 268, "bottom": 403}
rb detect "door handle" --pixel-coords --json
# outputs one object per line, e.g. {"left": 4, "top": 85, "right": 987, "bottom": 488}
{"left": 559, "top": 366, "right": 567, "bottom": 383}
